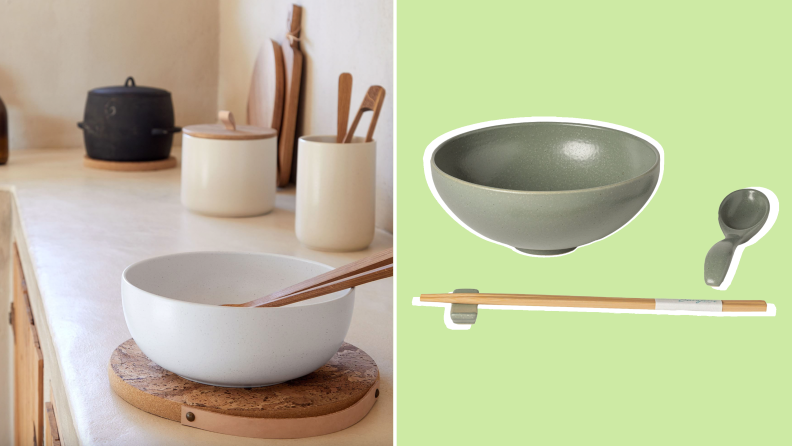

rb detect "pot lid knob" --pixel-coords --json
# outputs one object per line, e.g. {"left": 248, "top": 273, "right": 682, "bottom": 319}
{"left": 219, "top": 110, "right": 236, "bottom": 131}
{"left": 124, "top": 77, "right": 136, "bottom": 87}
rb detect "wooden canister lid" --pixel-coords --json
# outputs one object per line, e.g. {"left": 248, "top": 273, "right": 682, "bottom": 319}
{"left": 184, "top": 110, "right": 277, "bottom": 140}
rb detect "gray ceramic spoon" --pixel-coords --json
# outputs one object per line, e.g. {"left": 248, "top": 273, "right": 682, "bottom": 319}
{"left": 704, "top": 189, "right": 770, "bottom": 287}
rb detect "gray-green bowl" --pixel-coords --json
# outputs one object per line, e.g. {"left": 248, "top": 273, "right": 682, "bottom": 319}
{"left": 427, "top": 118, "right": 663, "bottom": 256}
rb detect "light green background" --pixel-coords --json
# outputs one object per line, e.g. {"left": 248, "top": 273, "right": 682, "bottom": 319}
{"left": 396, "top": 1, "right": 789, "bottom": 444}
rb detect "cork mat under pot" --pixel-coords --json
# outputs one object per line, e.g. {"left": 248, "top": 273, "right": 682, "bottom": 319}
{"left": 108, "top": 339, "right": 380, "bottom": 439}
{"left": 83, "top": 155, "right": 178, "bottom": 171}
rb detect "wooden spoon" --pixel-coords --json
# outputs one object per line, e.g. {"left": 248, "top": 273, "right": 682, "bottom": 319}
{"left": 224, "top": 247, "right": 393, "bottom": 307}
{"left": 337, "top": 73, "right": 353, "bottom": 143}
{"left": 342, "top": 86, "right": 385, "bottom": 143}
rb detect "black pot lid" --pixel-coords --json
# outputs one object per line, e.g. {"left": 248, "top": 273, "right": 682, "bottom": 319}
{"left": 89, "top": 77, "right": 170, "bottom": 97}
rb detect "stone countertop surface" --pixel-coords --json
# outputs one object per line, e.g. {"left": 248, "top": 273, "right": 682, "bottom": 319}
{"left": 0, "top": 148, "right": 393, "bottom": 445}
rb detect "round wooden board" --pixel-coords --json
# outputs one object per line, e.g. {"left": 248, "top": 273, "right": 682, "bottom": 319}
{"left": 109, "top": 339, "right": 379, "bottom": 424}
{"left": 84, "top": 155, "right": 177, "bottom": 172}
{"left": 247, "top": 39, "right": 285, "bottom": 132}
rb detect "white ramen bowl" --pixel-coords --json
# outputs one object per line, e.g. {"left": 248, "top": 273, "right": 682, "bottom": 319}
{"left": 122, "top": 252, "right": 354, "bottom": 387}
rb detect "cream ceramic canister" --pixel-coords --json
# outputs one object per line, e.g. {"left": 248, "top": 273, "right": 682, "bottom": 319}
{"left": 295, "top": 136, "right": 376, "bottom": 251}
{"left": 181, "top": 111, "right": 277, "bottom": 217}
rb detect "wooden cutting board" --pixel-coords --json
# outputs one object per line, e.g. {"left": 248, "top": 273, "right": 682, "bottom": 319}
{"left": 278, "top": 4, "right": 303, "bottom": 187}
{"left": 247, "top": 39, "right": 285, "bottom": 131}
{"left": 109, "top": 338, "right": 380, "bottom": 439}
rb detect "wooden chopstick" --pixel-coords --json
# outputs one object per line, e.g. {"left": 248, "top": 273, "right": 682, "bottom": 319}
{"left": 259, "top": 263, "right": 393, "bottom": 307}
{"left": 420, "top": 293, "right": 768, "bottom": 312}
{"left": 223, "top": 248, "right": 393, "bottom": 307}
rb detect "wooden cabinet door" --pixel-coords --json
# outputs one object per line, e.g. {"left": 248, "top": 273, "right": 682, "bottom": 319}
{"left": 12, "top": 244, "right": 44, "bottom": 446}
{"left": 45, "top": 400, "right": 61, "bottom": 446}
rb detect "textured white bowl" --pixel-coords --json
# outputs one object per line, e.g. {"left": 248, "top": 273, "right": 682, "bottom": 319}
{"left": 121, "top": 252, "right": 354, "bottom": 387}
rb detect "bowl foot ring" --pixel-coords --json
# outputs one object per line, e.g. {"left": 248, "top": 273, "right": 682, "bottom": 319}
{"left": 515, "top": 247, "right": 576, "bottom": 256}
{"left": 108, "top": 338, "right": 380, "bottom": 439}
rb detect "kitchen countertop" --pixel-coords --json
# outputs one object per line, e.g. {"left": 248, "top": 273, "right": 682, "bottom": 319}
{"left": 0, "top": 148, "right": 393, "bottom": 445}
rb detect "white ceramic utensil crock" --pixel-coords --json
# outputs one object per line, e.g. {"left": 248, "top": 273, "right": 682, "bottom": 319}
{"left": 295, "top": 135, "right": 376, "bottom": 251}
{"left": 122, "top": 252, "right": 355, "bottom": 387}
{"left": 181, "top": 111, "right": 277, "bottom": 217}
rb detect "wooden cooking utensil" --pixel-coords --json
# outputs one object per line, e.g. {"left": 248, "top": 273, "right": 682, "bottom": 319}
{"left": 365, "top": 87, "right": 385, "bottom": 143}
{"left": 420, "top": 293, "right": 768, "bottom": 312}
{"left": 224, "top": 247, "right": 393, "bottom": 308}
{"left": 337, "top": 73, "right": 353, "bottom": 143}
{"left": 247, "top": 39, "right": 285, "bottom": 132}
{"left": 278, "top": 3, "right": 304, "bottom": 186}
{"left": 342, "top": 86, "right": 385, "bottom": 143}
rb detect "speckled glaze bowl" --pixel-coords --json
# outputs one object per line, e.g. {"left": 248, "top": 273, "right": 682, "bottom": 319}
{"left": 122, "top": 252, "right": 354, "bottom": 387}
{"left": 427, "top": 118, "right": 663, "bottom": 256}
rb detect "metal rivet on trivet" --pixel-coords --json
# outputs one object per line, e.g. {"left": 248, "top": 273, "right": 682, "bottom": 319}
{"left": 375, "top": 389, "right": 379, "bottom": 398}
{"left": 186, "top": 412, "right": 195, "bottom": 422}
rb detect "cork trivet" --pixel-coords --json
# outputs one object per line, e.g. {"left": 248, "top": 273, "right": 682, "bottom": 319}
{"left": 108, "top": 339, "right": 379, "bottom": 422}
{"left": 83, "top": 156, "right": 178, "bottom": 171}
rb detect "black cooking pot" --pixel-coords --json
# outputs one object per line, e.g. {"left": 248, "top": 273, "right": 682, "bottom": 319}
{"left": 78, "top": 77, "right": 181, "bottom": 162}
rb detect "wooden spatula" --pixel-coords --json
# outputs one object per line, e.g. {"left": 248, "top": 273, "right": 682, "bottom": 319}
{"left": 342, "top": 86, "right": 386, "bottom": 143}
{"left": 224, "top": 247, "right": 393, "bottom": 308}
{"left": 337, "top": 73, "right": 353, "bottom": 143}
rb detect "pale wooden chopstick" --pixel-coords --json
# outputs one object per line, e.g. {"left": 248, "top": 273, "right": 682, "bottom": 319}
{"left": 260, "top": 263, "right": 393, "bottom": 307}
{"left": 223, "top": 248, "right": 393, "bottom": 307}
{"left": 420, "top": 293, "right": 767, "bottom": 312}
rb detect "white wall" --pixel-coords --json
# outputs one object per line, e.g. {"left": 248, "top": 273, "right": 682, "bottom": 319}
{"left": 0, "top": 0, "right": 220, "bottom": 149}
{"left": 218, "top": 0, "right": 394, "bottom": 232}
